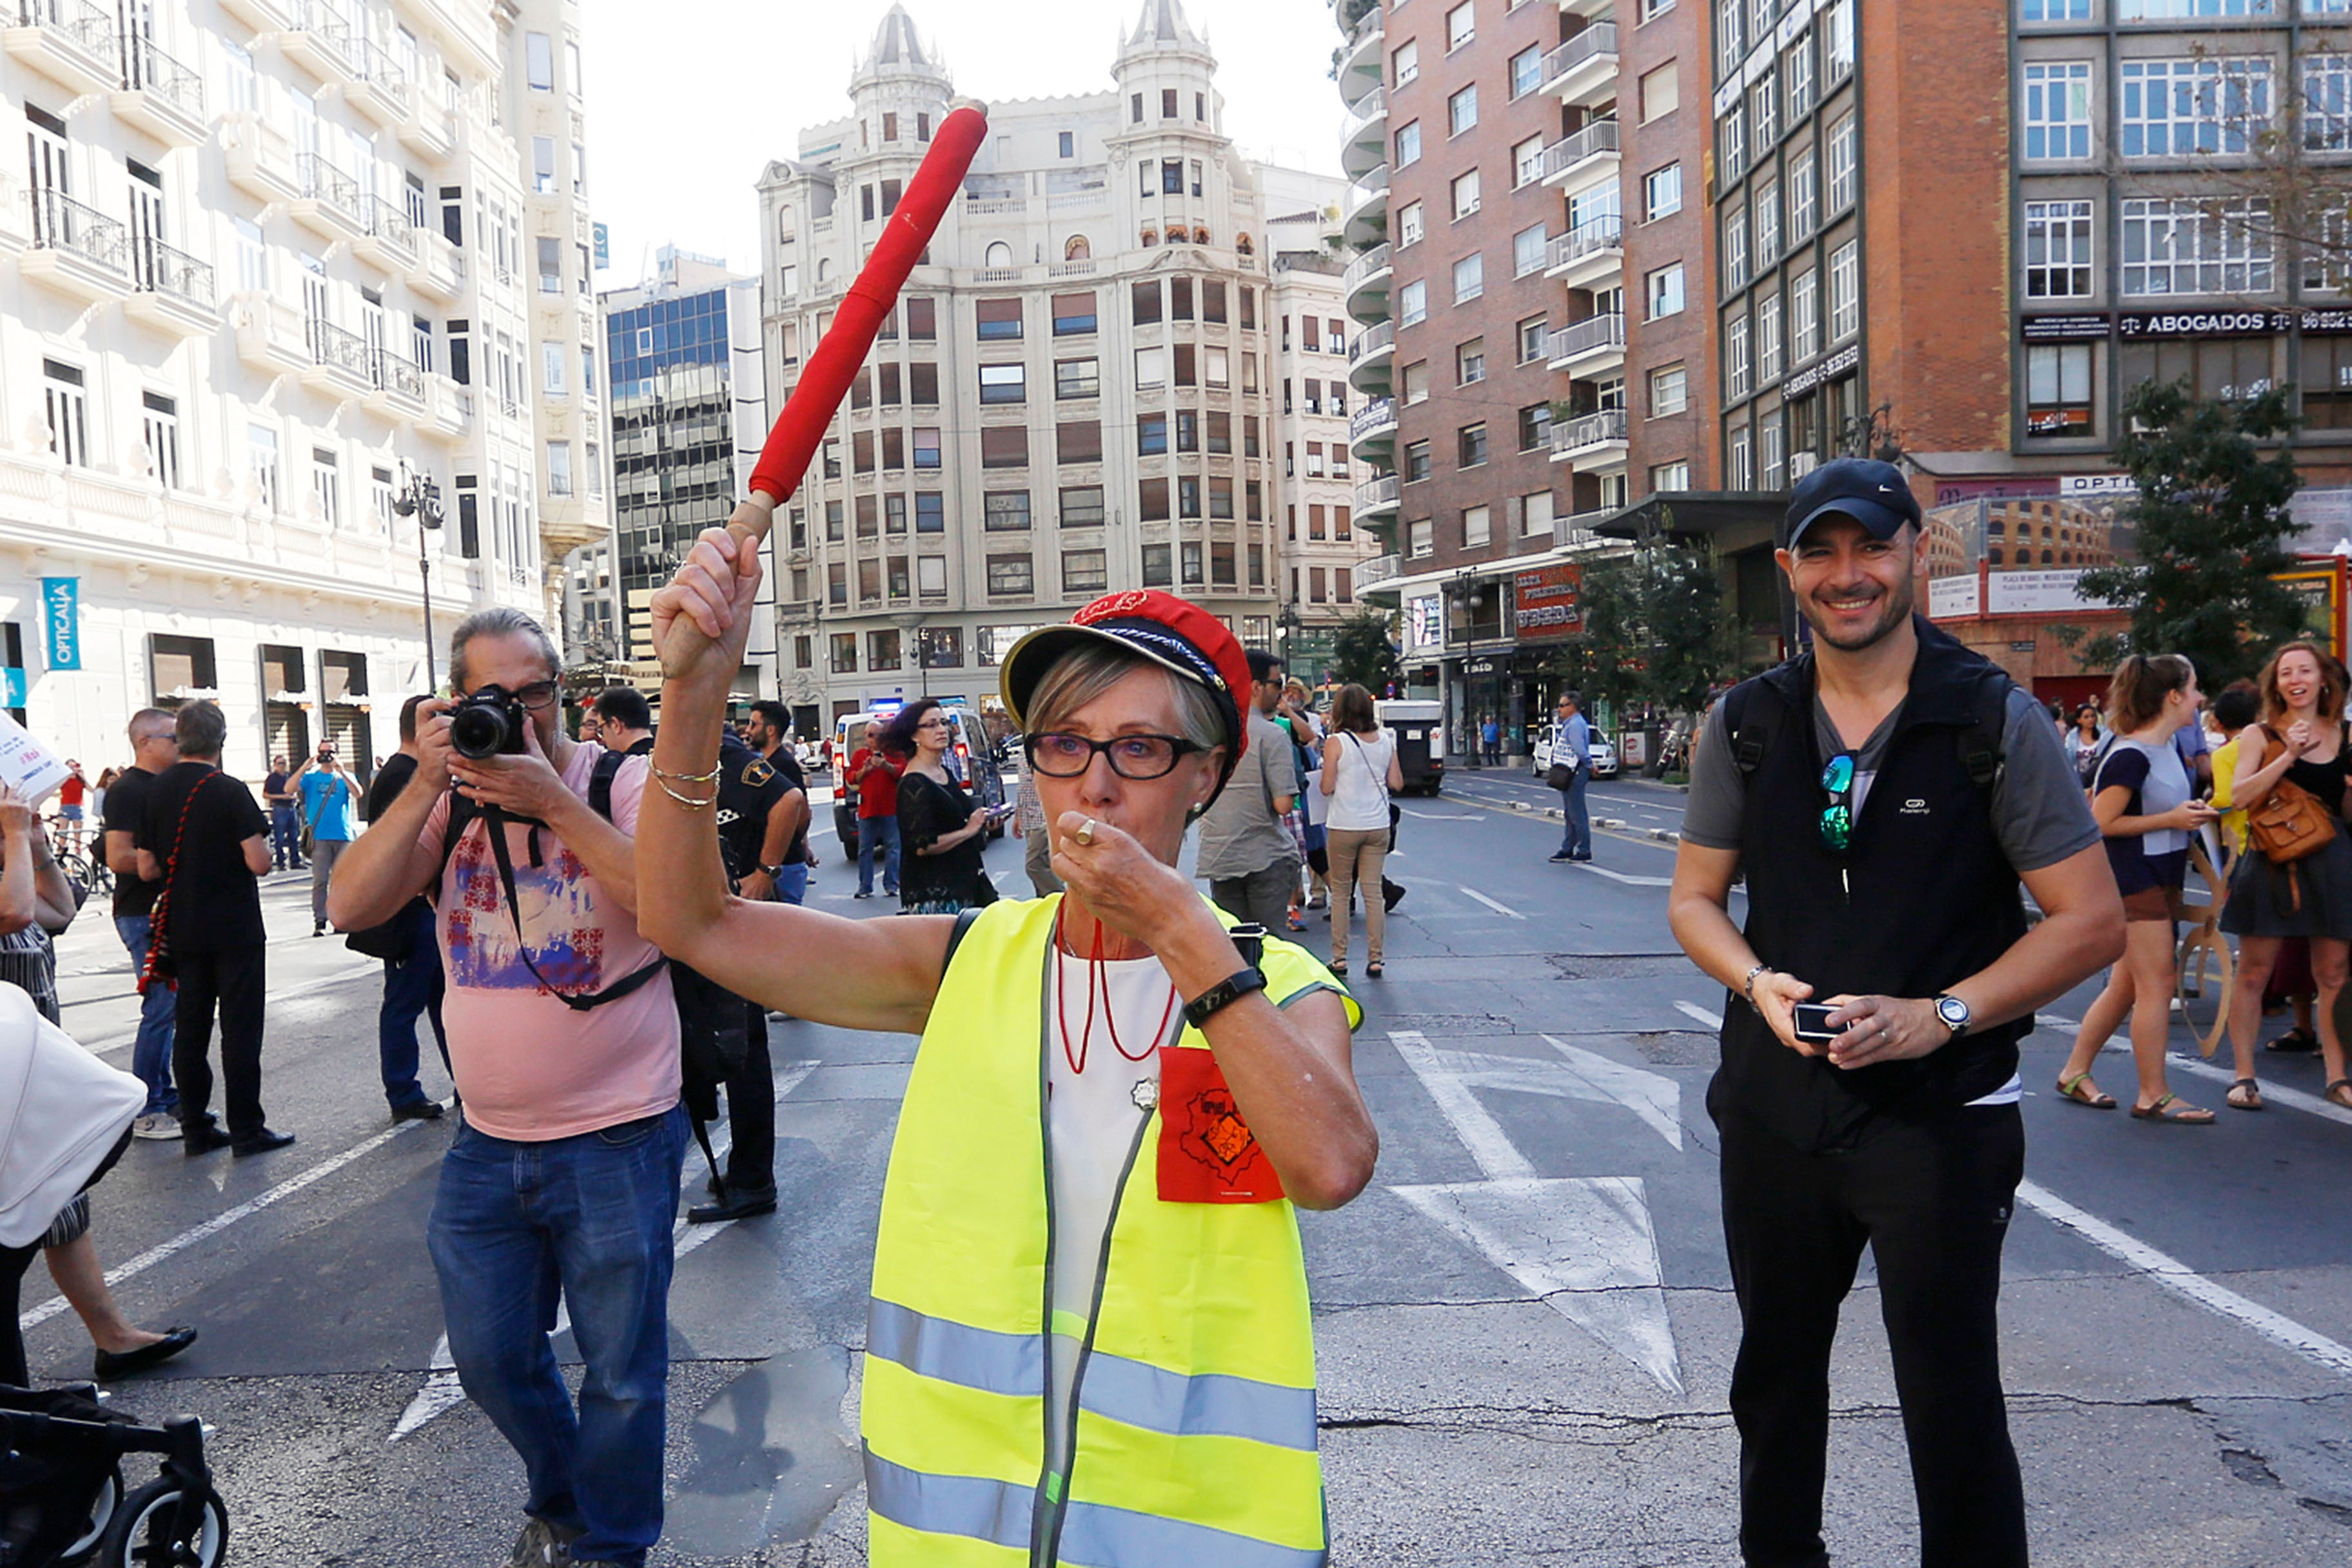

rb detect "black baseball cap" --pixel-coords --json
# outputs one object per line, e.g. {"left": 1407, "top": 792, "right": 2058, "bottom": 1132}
{"left": 1781, "top": 457, "right": 1921, "bottom": 549}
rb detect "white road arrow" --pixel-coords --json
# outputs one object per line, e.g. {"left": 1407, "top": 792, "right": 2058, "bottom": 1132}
{"left": 389, "top": 1061, "right": 819, "bottom": 1443}
{"left": 1387, "top": 1030, "right": 1685, "bottom": 1396}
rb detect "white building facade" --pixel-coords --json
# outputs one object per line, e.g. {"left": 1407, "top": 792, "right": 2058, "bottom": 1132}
{"left": 756, "top": 1, "right": 1338, "bottom": 726}
{"left": 0, "top": 0, "right": 605, "bottom": 781}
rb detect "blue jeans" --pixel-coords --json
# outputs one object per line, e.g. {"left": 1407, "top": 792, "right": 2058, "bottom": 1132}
{"left": 770, "top": 861, "right": 808, "bottom": 906}
{"left": 427, "top": 1104, "right": 687, "bottom": 1567}
{"left": 377, "top": 901, "right": 446, "bottom": 1107}
{"left": 1557, "top": 769, "right": 1591, "bottom": 858}
{"left": 270, "top": 802, "right": 304, "bottom": 868}
{"left": 114, "top": 914, "right": 178, "bottom": 1116}
{"left": 857, "top": 814, "right": 901, "bottom": 896}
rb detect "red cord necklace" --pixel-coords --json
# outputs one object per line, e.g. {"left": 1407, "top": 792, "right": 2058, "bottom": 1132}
{"left": 1054, "top": 901, "right": 1178, "bottom": 1076}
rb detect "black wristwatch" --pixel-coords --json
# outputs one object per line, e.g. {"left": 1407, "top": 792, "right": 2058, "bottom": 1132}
{"left": 757, "top": 863, "right": 787, "bottom": 879}
{"left": 1184, "top": 966, "right": 1268, "bottom": 1030}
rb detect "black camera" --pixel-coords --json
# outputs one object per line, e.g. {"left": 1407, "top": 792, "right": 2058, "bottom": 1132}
{"left": 449, "top": 688, "right": 529, "bottom": 760}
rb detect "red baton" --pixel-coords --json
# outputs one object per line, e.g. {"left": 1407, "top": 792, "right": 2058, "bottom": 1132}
{"left": 731, "top": 101, "right": 990, "bottom": 543}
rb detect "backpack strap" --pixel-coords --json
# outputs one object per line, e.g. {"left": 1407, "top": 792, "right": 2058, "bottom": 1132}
{"left": 941, "top": 905, "right": 985, "bottom": 975}
{"left": 1725, "top": 679, "right": 1788, "bottom": 783}
{"left": 1956, "top": 667, "right": 2010, "bottom": 792}
{"left": 588, "top": 748, "right": 627, "bottom": 823}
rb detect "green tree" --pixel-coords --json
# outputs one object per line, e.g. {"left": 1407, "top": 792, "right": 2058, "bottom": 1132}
{"left": 1543, "top": 531, "right": 1738, "bottom": 714}
{"left": 2073, "top": 378, "right": 2306, "bottom": 686}
{"left": 1328, "top": 607, "right": 1401, "bottom": 691}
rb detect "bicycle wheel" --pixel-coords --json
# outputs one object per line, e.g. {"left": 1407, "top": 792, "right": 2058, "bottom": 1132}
{"left": 2175, "top": 926, "right": 2233, "bottom": 1059}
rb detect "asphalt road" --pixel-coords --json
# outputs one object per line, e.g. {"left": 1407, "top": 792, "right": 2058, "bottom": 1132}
{"left": 21, "top": 769, "right": 2352, "bottom": 1566}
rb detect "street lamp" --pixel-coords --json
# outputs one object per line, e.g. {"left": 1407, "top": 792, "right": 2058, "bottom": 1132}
{"left": 391, "top": 462, "right": 443, "bottom": 692}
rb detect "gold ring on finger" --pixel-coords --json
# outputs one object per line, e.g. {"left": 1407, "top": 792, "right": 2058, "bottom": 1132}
{"left": 1075, "top": 818, "right": 1096, "bottom": 846}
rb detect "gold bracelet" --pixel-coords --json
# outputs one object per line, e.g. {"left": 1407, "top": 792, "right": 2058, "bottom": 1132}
{"left": 652, "top": 761, "right": 721, "bottom": 785}
{"left": 651, "top": 773, "right": 718, "bottom": 810}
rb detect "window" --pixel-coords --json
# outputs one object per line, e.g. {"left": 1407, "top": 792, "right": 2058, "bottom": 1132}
{"left": 1460, "top": 504, "right": 1491, "bottom": 550}
{"left": 2120, "top": 197, "right": 2273, "bottom": 294}
{"left": 582, "top": 343, "right": 597, "bottom": 398}
{"left": 1787, "top": 149, "right": 1816, "bottom": 239}
{"left": 2119, "top": 0, "right": 2273, "bottom": 14}
{"left": 915, "top": 491, "right": 945, "bottom": 533}
{"left": 1725, "top": 313, "right": 1752, "bottom": 401}
{"left": 1134, "top": 347, "right": 1166, "bottom": 389}
{"left": 1409, "top": 518, "right": 1435, "bottom": 557}
{"left": 1057, "top": 357, "right": 1100, "bottom": 399}
{"left": 920, "top": 625, "right": 963, "bottom": 666}
{"left": 1396, "top": 121, "right": 1423, "bottom": 168}
{"left": 1447, "top": 1, "right": 1475, "bottom": 50}
{"left": 1458, "top": 423, "right": 1489, "bottom": 468}
{"left": 1721, "top": 104, "right": 1747, "bottom": 184}
{"left": 2022, "top": 63, "right": 2092, "bottom": 162}
{"left": 1174, "top": 279, "right": 1196, "bottom": 322}
{"left": 1521, "top": 491, "right": 1554, "bottom": 537}
{"left": 141, "top": 392, "right": 179, "bottom": 489}
{"left": 1761, "top": 420, "right": 1787, "bottom": 488}
{"left": 1061, "top": 485, "right": 1105, "bottom": 526}
{"left": 1179, "top": 476, "right": 1202, "bottom": 519}
{"left": 1725, "top": 208, "right": 1750, "bottom": 292}
{"left": 1453, "top": 252, "right": 1484, "bottom": 302}
{"left": 1406, "top": 438, "right": 1433, "bottom": 482}
{"left": 976, "top": 298, "right": 1023, "bottom": 340}
{"left": 1163, "top": 87, "right": 1180, "bottom": 119}
{"left": 2024, "top": 200, "right": 2095, "bottom": 299}
{"left": 542, "top": 340, "right": 565, "bottom": 395}
{"left": 1395, "top": 40, "right": 1420, "bottom": 87}
{"left": 1057, "top": 420, "right": 1102, "bottom": 463}
{"left": 1827, "top": 113, "right": 1856, "bottom": 212}
{"left": 886, "top": 494, "right": 908, "bottom": 533}
{"left": 1451, "top": 168, "right": 1480, "bottom": 220}
{"left": 832, "top": 632, "right": 858, "bottom": 672}
{"left": 1757, "top": 293, "right": 1784, "bottom": 382}
{"left": 1718, "top": 0, "right": 1743, "bottom": 74}
{"left": 1404, "top": 359, "right": 1431, "bottom": 404}
{"left": 985, "top": 491, "right": 1033, "bottom": 531}
{"left": 1512, "top": 134, "right": 1545, "bottom": 188}
{"left": 1647, "top": 262, "right": 1687, "bottom": 318}
{"left": 1645, "top": 163, "right": 1683, "bottom": 220}
{"left": 1058, "top": 130, "right": 1075, "bottom": 159}
{"left": 1449, "top": 84, "right": 1478, "bottom": 137}
{"left": 1825, "top": 0, "right": 1854, "bottom": 80}
{"left": 533, "top": 135, "right": 556, "bottom": 193}
{"left": 988, "top": 555, "right": 1035, "bottom": 596}
{"left": 1651, "top": 460, "right": 1691, "bottom": 492}
{"left": 1641, "top": 62, "right": 1679, "bottom": 122}
{"left": 1786, "top": 34, "right": 1816, "bottom": 117}
{"left": 1400, "top": 199, "right": 1426, "bottom": 248}
{"left": 537, "top": 237, "right": 562, "bottom": 294}
{"left": 1750, "top": 70, "right": 1779, "bottom": 150}
{"left": 914, "top": 427, "right": 943, "bottom": 469}
{"left": 312, "top": 447, "right": 340, "bottom": 529}
{"left": 1513, "top": 222, "right": 1547, "bottom": 277}
{"left": 526, "top": 32, "right": 553, "bottom": 90}
{"left": 1203, "top": 281, "right": 1228, "bottom": 324}
{"left": 1729, "top": 427, "right": 1755, "bottom": 489}
{"left": 1052, "top": 291, "right": 1097, "bottom": 335}
{"left": 868, "top": 631, "right": 901, "bottom": 669}
{"left": 547, "top": 441, "right": 573, "bottom": 496}
{"left": 1518, "top": 315, "right": 1549, "bottom": 364}
{"left": 1650, "top": 364, "right": 1689, "bottom": 416}
{"left": 1791, "top": 267, "right": 1820, "bottom": 360}
{"left": 2026, "top": 343, "right": 2095, "bottom": 436}
{"left": 1181, "top": 541, "right": 1204, "bottom": 584}
{"left": 249, "top": 424, "right": 279, "bottom": 511}
{"left": 41, "top": 360, "right": 87, "bottom": 468}
{"left": 2121, "top": 58, "right": 2272, "bottom": 158}
{"left": 1517, "top": 402, "right": 1551, "bottom": 451}
{"left": 979, "top": 364, "right": 1027, "bottom": 404}
{"left": 2305, "top": 54, "right": 2352, "bottom": 152}
{"left": 1399, "top": 279, "right": 1429, "bottom": 326}
{"left": 1828, "top": 239, "right": 1861, "bottom": 340}
{"left": 1458, "top": 338, "right": 1487, "bottom": 384}
{"left": 1179, "top": 411, "right": 1202, "bottom": 453}
{"left": 1137, "top": 412, "right": 1169, "bottom": 455}
{"left": 1510, "top": 45, "right": 1543, "bottom": 99}
{"left": 1131, "top": 279, "right": 1161, "bottom": 326}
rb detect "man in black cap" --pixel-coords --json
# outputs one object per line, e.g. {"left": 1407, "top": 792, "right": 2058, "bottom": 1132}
{"left": 1666, "top": 457, "right": 2124, "bottom": 1568}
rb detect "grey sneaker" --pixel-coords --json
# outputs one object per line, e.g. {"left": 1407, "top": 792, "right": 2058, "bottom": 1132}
{"left": 504, "top": 1518, "right": 582, "bottom": 1567}
{"left": 132, "top": 1113, "right": 181, "bottom": 1141}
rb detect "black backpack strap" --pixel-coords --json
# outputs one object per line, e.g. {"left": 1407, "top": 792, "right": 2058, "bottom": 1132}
{"left": 588, "top": 749, "right": 628, "bottom": 823}
{"left": 1726, "top": 680, "right": 1788, "bottom": 783}
{"left": 941, "top": 905, "right": 985, "bottom": 976}
{"left": 1957, "top": 668, "right": 2010, "bottom": 792}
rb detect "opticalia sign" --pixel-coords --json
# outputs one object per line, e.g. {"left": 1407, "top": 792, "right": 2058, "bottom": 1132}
{"left": 1513, "top": 563, "right": 1584, "bottom": 643}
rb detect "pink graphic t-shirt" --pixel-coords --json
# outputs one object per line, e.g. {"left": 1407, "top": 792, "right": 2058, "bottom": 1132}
{"left": 420, "top": 743, "right": 680, "bottom": 1141}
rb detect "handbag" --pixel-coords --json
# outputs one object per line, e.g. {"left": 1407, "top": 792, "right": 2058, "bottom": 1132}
{"left": 1546, "top": 761, "right": 1576, "bottom": 791}
{"left": 2246, "top": 729, "right": 2336, "bottom": 865}
{"left": 344, "top": 897, "right": 420, "bottom": 963}
{"left": 138, "top": 770, "right": 217, "bottom": 996}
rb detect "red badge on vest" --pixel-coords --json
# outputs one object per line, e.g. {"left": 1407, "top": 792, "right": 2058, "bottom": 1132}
{"left": 1157, "top": 1046, "right": 1285, "bottom": 1203}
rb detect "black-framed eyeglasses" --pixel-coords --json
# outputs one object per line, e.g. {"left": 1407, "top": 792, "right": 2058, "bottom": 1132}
{"left": 479, "top": 680, "right": 560, "bottom": 711}
{"left": 1819, "top": 752, "right": 1856, "bottom": 850}
{"left": 1026, "top": 731, "right": 1206, "bottom": 780}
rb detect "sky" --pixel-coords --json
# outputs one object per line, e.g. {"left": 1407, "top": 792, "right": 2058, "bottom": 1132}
{"left": 577, "top": 0, "right": 1348, "bottom": 289}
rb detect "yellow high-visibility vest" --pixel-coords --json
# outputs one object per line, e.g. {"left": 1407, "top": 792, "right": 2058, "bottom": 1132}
{"left": 863, "top": 893, "right": 1358, "bottom": 1567}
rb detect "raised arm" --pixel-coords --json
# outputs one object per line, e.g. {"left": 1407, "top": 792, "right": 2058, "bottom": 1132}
{"left": 637, "top": 527, "right": 955, "bottom": 1034}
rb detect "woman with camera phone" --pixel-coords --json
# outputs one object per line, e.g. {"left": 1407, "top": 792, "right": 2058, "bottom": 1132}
{"left": 638, "top": 529, "right": 1376, "bottom": 1568}
{"left": 885, "top": 699, "right": 994, "bottom": 915}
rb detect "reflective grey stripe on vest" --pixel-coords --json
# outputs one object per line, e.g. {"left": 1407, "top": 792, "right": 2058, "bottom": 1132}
{"left": 864, "top": 1449, "right": 1328, "bottom": 1568}
{"left": 870, "top": 1298, "right": 1043, "bottom": 1396}
{"left": 1077, "top": 1353, "right": 1318, "bottom": 1452}
{"left": 864, "top": 1447, "right": 1034, "bottom": 1550}
{"left": 870, "top": 1298, "right": 1316, "bottom": 1450}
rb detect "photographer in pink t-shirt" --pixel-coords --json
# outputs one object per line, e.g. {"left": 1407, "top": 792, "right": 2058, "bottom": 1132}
{"left": 325, "top": 607, "right": 681, "bottom": 1568}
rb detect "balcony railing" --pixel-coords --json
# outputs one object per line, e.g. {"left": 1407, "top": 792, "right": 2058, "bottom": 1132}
{"left": 349, "top": 34, "right": 405, "bottom": 95}
{"left": 1346, "top": 162, "right": 1390, "bottom": 211}
{"left": 28, "top": 188, "right": 129, "bottom": 274}
{"left": 17, "top": 0, "right": 116, "bottom": 60}
{"left": 366, "top": 195, "right": 415, "bottom": 251}
{"left": 1549, "top": 215, "right": 1624, "bottom": 269}
{"left": 307, "top": 317, "right": 369, "bottom": 379}
{"left": 1548, "top": 312, "right": 1627, "bottom": 363}
{"left": 1353, "top": 473, "right": 1400, "bottom": 513}
{"left": 296, "top": 153, "right": 365, "bottom": 225}
{"left": 1357, "top": 553, "right": 1401, "bottom": 589}
{"left": 1343, "top": 242, "right": 1392, "bottom": 294}
{"left": 134, "top": 235, "right": 214, "bottom": 308}
{"left": 122, "top": 33, "right": 204, "bottom": 116}
{"left": 1349, "top": 319, "right": 1396, "bottom": 362}
{"left": 1551, "top": 408, "right": 1629, "bottom": 455}
{"left": 1542, "top": 121, "right": 1621, "bottom": 181}
{"left": 1344, "top": 84, "right": 1386, "bottom": 130}
{"left": 1542, "top": 22, "right": 1618, "bottom": 90}
{"left": 1349, "top": 397, "right": 1396, "bottom": 444}
{"left": 373, "top": 348, "right": 424, "bottom": 400}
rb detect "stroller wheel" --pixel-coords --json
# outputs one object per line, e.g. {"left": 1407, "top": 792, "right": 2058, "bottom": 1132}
{"left": 61, "top": 1466, "right": 123, "bottom": 1563}
{"left": 99, "top": 1478, "right": 228, "bottom": 1568}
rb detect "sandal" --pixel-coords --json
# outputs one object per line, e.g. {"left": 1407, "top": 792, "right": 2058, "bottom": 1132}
{"left": 1366, "top": 961, "right": 1384, "bottom": 978}
{"left": 2055, "top": 1072, "right": 2117, "bottom": 1110}
{"left": 2327, "top": 1079, "right": 2352, "bottom": 1110}
{"left": 2264, "top": 1026, "right": 2320, "bottom": 1055}
{"left": 2132, "top": 1093, "right": 2215, "bottom": 1124}
{"left": 1285, "top": 912, "right": 1308, "bottom": 932}
{"left": 1329, "top": 961, "right": 1347, "bottom": 977}
{"left": 2226, "top": 1078, "right": 2264, "bottom": 1112}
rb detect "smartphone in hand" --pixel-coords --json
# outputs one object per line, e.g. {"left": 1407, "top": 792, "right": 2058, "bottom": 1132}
{"left": 1792, "top": 1003, "right": 1843, "bottom": 1044}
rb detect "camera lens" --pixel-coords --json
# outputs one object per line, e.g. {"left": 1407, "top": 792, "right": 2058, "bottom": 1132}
{"left": 449, "top": 701, "right": 510, "bottom": 760}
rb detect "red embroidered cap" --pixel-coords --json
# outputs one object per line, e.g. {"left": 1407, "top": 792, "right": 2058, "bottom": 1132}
{"left": 1000, "top": 590, "right": 1254, "bottom": 793}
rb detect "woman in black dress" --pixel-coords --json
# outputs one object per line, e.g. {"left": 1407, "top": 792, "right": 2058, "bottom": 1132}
{"left": 885, "top": 700, "right": 996, "bottom": 914}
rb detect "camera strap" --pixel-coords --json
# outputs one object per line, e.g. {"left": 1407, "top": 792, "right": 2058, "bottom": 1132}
{"left": 479, "top": 802, "right": 668, "bottom": 1012}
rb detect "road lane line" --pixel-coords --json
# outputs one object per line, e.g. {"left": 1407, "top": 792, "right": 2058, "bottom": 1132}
{"left": 1674, "top": 1001, "right": 1723, "bottom": 1030}
{"left": 18, "top": 1096, "right": 456, "bottom": 1333}
{"left": 1387, "top": 1031, "right": 1533, "bottom": 1181}
{"left": 2015, "top": 1179, "right": 2352, "bottom": 1378}
{"left": 1573, "top": 863, "right": 1676, "bottom": 888}
{"left": 1456, "top": 886, "right": 1524, "bottom": 919}
{"left": 2169, "top": 1055, "right": 2352, "bottom": 1128}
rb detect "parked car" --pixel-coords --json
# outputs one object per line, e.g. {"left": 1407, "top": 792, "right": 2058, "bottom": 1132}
{"left": 1533, "top": 724, "right": 1620, "bottom": 780}
{"left": 830, "top": 705, "right": 1008, "bottom": 861}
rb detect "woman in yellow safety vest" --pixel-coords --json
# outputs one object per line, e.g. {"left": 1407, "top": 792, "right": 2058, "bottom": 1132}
{"left": 637, "top": 529, "right": 1377, "bottom": 1567}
